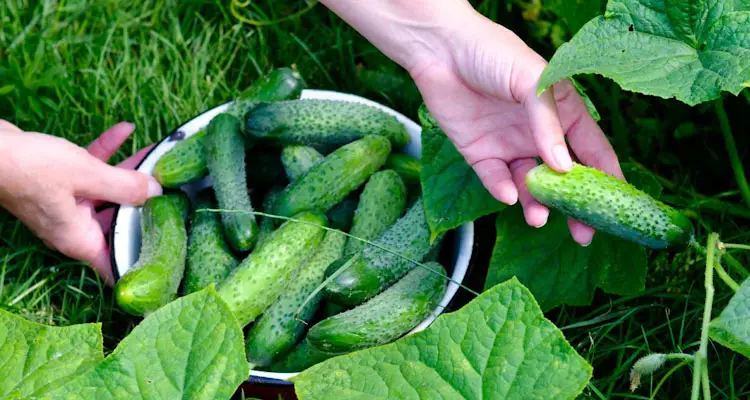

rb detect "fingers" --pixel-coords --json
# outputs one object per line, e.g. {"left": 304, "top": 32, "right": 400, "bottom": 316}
{"left": 50, "top": 216, "right": 114, "bottom": 286}
{"left": 0, "top": 119, "right": 22, "bottom": 132}
{"left": 75, "top": 158, "right": 162, "bottom": 205}
{"left": 87, "top": 122, "right": 136, "bottom": 162}
{"left": 472, "top": 158, "right": 518, "bottom": 205}
{"left": 567, "top": 218, "right": 595, "bottom": 246}
{"left": 522, "top": 85, "right": 574, "bottom": 174}
{"left": 510, "top": 158, "right": 549, "bottom": 228}
{"left": 117, "top": 144, "right": 155, "bottom": 170}
{"left": 96, "top": 207, "right": 116, "bottom": 236}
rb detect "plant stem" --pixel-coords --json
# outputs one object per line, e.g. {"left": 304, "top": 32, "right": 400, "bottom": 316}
{"left": 722, "top": 243, "right": 750, "bottom": 250}
{"left": 715, "top": 98, "right": 750, "bottom": 208}
{"left": 713, "top": 261, "right": 740, "bottom": 292}
{"left": 691, "top": 242, "right": 749, "bottom": 277}
{"left": 701, "top": 365, "right": 711, "bottom": 400}
{"left": 691, "top": 233, "right": 718, "bottom": 400}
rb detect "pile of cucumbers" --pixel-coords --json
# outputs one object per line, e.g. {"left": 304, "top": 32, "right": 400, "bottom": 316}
{"left": 114, "top": 67, "right": 449, "bottom": 372}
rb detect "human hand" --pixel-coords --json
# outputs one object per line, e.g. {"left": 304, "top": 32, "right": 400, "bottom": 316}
{"left": 0, "top": 120, "right": 161, "bottom": 285}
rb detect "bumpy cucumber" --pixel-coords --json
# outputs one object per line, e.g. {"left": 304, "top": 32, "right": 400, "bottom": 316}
{"left": 245, "top": 99, "right": 410, "bottom": 152}
{"left": 182, "top": 191, "right": 239, "bottom": 295}
{"left": 384, "top": 153, "right": 421, "bottom": 185}
{"left": 321, "top": 300, "right": 349, "bottom": 319}
{"left": 526, "top": 163, "right": 694, "bottom": 249}
{"left": 325, "top": 198, "right": 439, "bottom": 306}
{"left": 326, "top": 195, "right": 359, "bottom": 232}
{"left": 245, "top": 231, "right": 347, "bottom": 367}
{"left": 255, "top": 187, "right": 283, "bottom": 250}
{"left": 344, "top": 170, "right": 406, "bottom": 255}
{"left": 205, "top": 113, "right": 259, "bottom": 252}
{"left": 217, "top": 212, "right": 327, "bottom": 326}
{"left": 267, "top": 339, "right": 340, "bottom": 373}
{"left": 153, "top": 68, "right": 305, "bottom": 188}
{"left": 272, "top": 136, "right": 391, "bottom": 218}
{"left": 281, "top": 145, "right": 324, "bottom": 181}
{"left": 115, "top": 193, "right": 189, "bottom": 316}
{"left": 309, "top": 262, "right": 446, "bottom": 353}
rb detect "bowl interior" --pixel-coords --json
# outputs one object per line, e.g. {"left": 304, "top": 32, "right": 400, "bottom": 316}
{"left": 110, "top": 89, "right": 473, "bottom": 383}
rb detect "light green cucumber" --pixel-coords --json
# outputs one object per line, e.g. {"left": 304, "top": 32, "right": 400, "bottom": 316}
{"left": 384, "top": 153, "right": 421, "bottom": 185}
{"left": 266, "top": 339, "right": 341, "bottom": 373}
{"left": 245, "top": 231, "right": 347, "bottom": 367}
{"left": 115, "top": 193, "right": 189, "bottom": 316}
{"left": 182, "top": 190, "right": 239, "bottom": 295}
{"left": 344, "top": 170, "right": 406, "bottom": 255}
{"left": 324, "top": 198, "right": 440, "bottom": 306}
{"left": 308, "top": 262, "right": 447, "bottom": 353}
{"left": 271, "top": 136, "right": 391, "bottom": 218}
{"left": 281, "top": 145, "right": 324, "bottom": 181}
{"left": 245, "top": 99, "right": 410, "bottom": 152}
{"left": 217, "top": 212, "right": 327, "bottom": 326}
{"left": 205, "top": 113, "right": 259, "bottom": 252}
{"left": 526, "top": 163, "right": 694, "bottom": 249}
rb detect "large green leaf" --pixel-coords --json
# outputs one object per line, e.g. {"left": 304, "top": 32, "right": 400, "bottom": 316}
{"left": 292, "top": 277, "right": 592, "bottom": 400}
{"left": 545, "top": 0, "right": 606, "bottom": 33}
{"left": 539, "top": 0, "right": 750, "bottom": 106}
{"left": 486, "top": 207, "right": 647, "bottom": 310}
{"left": 420, "top": 125, "right": 506, "bottom": 241}
{"left": 0, "top": 310, "right": 103, "bottom": 399}
{"left": 709, "top": 278, "right": 750, "bottom": 358}
{"left": 41, "top": 288, "right": 249, "bottom": 400}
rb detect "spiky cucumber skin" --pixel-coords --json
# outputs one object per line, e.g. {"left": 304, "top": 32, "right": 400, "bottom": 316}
{"left": 217, "top": 212, "right": 327, "bottom": 327}
{"left": 115, "top": 193, "right": 189, "bottom": 316}
{"left": 152, "top": 68, "right": 305, "bottom": 188}
{"left": 308, "top": 262, "right": 446, "bottom": 353}
{"left": 344, "top": 170, "right": 406, "bottom": 256}
{"left": 324, "top": 198, "right": 441, "bottom": 306}
{"left": 384, "top": 153, "right": 421, "bottom": 185}
{"left": 271, "top": 136, "right": 392, "bottom": 218}
{"left": 281, "top": 145, "right": 324, "bottom": 181}
{"left": 266, "top": 339, "right": 341, "bottom": 373}
{"left": 182, "top": 191, "right": 239, "bottom": 295}
{"left": 245, "top": 231, "right": 347, "bottom": 367}
{"left": 204, "top": 113, "right": 259, "bottom": 252}
{"left": 526, "top": 163, "right": 693, "bottom": 250}
{"left": 244, "top": 99, "right": 410, "bottom": 152}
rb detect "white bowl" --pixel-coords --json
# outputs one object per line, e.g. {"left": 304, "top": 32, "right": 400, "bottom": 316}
{"left": 110, "top": 90, "right": 474, "bottom": 384}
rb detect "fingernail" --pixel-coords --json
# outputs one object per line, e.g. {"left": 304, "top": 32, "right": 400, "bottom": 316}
{"left": 552, "top": 144, "right": 573, "bottom": 172}
{"left": 128, "top": 122, "right": 136, "bottom": 130}
{"left": 581, "top": 236, "right": 594, "bottom": 247}
{"left": 147, "top": 177, "right": 163, "bottom": 198}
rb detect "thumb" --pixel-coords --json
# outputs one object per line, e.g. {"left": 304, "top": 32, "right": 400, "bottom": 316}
{"left": 76, "top": 158, "right": 162, "bottom": 205}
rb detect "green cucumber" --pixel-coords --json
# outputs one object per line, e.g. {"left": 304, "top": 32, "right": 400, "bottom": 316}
{"left": 217, "top": 212, "right": 327, "bottom": 326}
{"left": 344, "top": 170, "right": 406, "bottom": 255}
{"left": 308, "top": 262, "right": 446, "bottom": 353}
{"left": 321, "top": 301, "right": 349, "bottom": 319}
{"left": 281, "top": 145, "right": 324, "bottom": 181}
{"left": 326, "top": 195, "right": 359, "bottom": 232}
{"left": 153, "top": 68, "right": 305, "bottom": 188}
{"left": 267, "top": 339, "right": 341, "bottom": 373}
{"left": 115, "top": 193, "right": 189, "bottom": 316}
{"left": 245, "top": 231, "right": 347, "bottom": 367}
{"left": 271, "top": 136, "right": 391, "bottom": 218}
{"left": 182, "top": 190, "right": 239, "bottom": 295}
{"left": 245, "top": 99, "right": 410, "bottom": 152}
{"left": 325, "top": 198, "right": 440, "bottom": 306}
{"left": 384, "top": 153, "right": 421, "bottom": 185}
{"left": 205, "top": 113, "right": 259, "bottom": 252}
{"left": 526, "top": 163, "right": 694, "bottom": 250}
{"left": 255, "top": 186, "right": 283, "bottom": 250}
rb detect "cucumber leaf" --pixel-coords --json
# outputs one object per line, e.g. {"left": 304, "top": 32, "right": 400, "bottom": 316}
{"left": 545, "top": 0, "right": 606, "bottom": 34}
{"left": 538, "top": 0, "right": 750, "bottom": 106}
{"left": 0, "top": 310, "right": 103, "bottom": 399}
{"left": 292, "top": 277, "right": 592, "bottom": 400}
{"left": 709, "top": 278, "right": 750, "bottom": 358}
{"left": 486, "top": 206, "right": 647, "bottom": 311}
{"left": 420, "top": 125, "right": 506, "bottom": 241}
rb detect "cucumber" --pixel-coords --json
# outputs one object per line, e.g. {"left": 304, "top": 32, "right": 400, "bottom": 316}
{"left": 281, "top": 145, "right": 324, "bottom": 181}
{"left": 115, "top": 193, "right": 189, "bottom": 316}
{"left": 245, "top": 99, "right": 410, "bottom": 152}
{"left": 217, "top": 212, "right": 327, "bottom": 327}
{"left": 344, "top": 170, "right": 406, "bottom": 255}
{"left": 267, "top": 339, "right": 341, "bottom": 373}
{"left": 321, "top": 300, "right": 349, "bottom": 319}
{"left": 417, "top": 103, "right": 439, "bottom": 129}
{"left": 182, "top": 190, "right": 239, "bottom": 295}
{"left": 384, "top": 153, "right": 421, "bottom": 185}
{"left": 153, "top": 68, "right": 305, "bottom": 188}
{"left": 326, "top": 195, "right": 359, "bottom": 232}
{"left": 271, "top": 136, "right": 392, "bottom": 218}
{"left": 308, "top": 262, "right": 446, "bottom": 353}
{"left": 525, "top": 163, "right": 694, "bottom": 249}
{"left": 255, "top": 186, "right": 283, "bottom": 250}
{"left": 205, "top": 113, "right": 259, "bottom": 252}
{"left": 245, "top": 231, "right": 347, "bottom": 367}
{"left": 325, "top": 198, "right": 440, "bottom": 306}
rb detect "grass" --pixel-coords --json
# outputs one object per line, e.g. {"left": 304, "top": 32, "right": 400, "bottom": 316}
{"left": 1, "top": 0, "right": 749, "bottom": 398}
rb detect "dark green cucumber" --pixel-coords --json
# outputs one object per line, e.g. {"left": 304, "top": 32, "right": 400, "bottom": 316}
{"left": 245, "top": 231, "right": 347, "bottom": 367}
{"left": 266, "top": 339, "right": 341, "bottom": 373}
{"left": 205, "top": 113, "right": 259, "bottom": 252}
{"left": 326, "top": 195, "right": 359, "bottom": 232}
{"left": 217, "top": 212, "right": 327, "bottom": 326}
{"left": 281, "top": 145, "right": 324, "bottom": 181}
{"left": 255, "top": 186, "right": 283, "bottom": 250}
{"left": 271, "top": 136, "right": 391, "bottom": 218}
{"left": 309, "top": 262, "right": 446, "bottom": 353}
{"left": 325, "top": 198, "right": 440, "bottom": 306}
{"left": 526, "top": 163, "right": 694, "bottom": 250}
{"left": 153, "top": 68, "right": 305, "bottom": 188}
{"left": 182, "top": 191, "right": 239, "bottom": 295}
{"left": 344, "top": 170, "right": 406, "bottom": 255}
{"left": 384, "top": 153, "right": 421, "bottom": 185}
{"left": 245, "top": 99, "right": 410, "bottom": 152}
{"left": 115, "top": 193, "right": 189, "bottom": 316}
{"left": 321, "top": 300, "right": 349, "bottom": 319}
